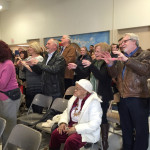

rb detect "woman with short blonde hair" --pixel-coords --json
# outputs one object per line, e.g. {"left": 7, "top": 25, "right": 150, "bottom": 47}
{"left": 29, "top": 42, "right": 42, "bottom": 54}
{"left": 18, "top": 41, "right": 44, "bottom": 113}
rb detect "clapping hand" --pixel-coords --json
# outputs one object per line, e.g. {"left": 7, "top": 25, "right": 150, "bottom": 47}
{"left": 68, "top": 63, "right": 77, "bottom": 70}
{"left": 82, "top": 60, "right": 91, "bottom": 68}
{"left": 26, "top": 58, "right": 39, "bottom": 66}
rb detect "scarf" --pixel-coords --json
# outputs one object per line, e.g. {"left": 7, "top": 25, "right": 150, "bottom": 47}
{"left": 90, "top": 60, "right": 104, "bottom": 92}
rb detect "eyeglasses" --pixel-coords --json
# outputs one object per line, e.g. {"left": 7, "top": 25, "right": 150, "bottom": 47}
{"left": 122, "top": 39, "right": 132, "bottom": 44}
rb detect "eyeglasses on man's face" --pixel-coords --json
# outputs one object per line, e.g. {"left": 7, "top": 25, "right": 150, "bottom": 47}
{"left": 122, "top": 39, "right": 132, "bottom": 44}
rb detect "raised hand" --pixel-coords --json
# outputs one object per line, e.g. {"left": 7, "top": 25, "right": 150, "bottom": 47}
{"left": 113, "top": 51, "right": 128, "bottom": 62}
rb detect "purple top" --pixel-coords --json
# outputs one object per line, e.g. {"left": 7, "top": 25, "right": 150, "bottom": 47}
{"left": 0, "top": 60, "right": 18, "bottom": 101}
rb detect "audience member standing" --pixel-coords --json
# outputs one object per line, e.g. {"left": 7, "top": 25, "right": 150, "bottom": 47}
{"left": 16, "top": 51, "right": 28, "bottom": 83}
{"left": 61, "top": 35, "right": 76, "bottom": 90}
{"left": 89, "top": 45, "right": 94, "bottom": 56}
{"left": 0, "top": 40, "right": 21, "bottom": 150}
{"left": 82, "top": 43, "right": 113, "bottom": 150}
{"left": 68, "top": 46, "right": 92, "bottom": 81}
{"left": 102, "top": 33, "right": 150, "bottom": 150}
{"left": 28, "top": 39, "right": 66, "bottom": 100}
{"left": 19, "top": 42, "right": 43, "bottom": 113}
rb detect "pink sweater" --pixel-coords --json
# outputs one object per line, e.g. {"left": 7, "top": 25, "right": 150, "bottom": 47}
{"left": 0, "top": 60, "right": 18, "bottom": 101}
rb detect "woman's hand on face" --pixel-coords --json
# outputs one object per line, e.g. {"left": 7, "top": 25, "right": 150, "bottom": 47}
{"left": 66, "top": 127, "right": 76, "bottom": 136}
{"left": 68, "top": 63, "right": 77, "bottom": 70}
{"left": 57, "top": 123, "right": 67, "bottom": 135}
{"left": 82, "top": 60, "right": 91, "bottom": 68}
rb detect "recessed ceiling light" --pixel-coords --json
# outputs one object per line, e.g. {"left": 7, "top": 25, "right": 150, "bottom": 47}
{"left": 17, "top": 45, "right": 29, "bottom": 47}
{"left": 0, "top": 5, "right": 3, "bottom": 10}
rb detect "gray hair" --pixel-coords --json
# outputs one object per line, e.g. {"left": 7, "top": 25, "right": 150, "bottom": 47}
{"left": 51, "top": 39, "right": 59, "bottom": 49}
{"left": 63, "top": 35, "right": 71, "bottom": 44}
{"left": 65, "top": 35, "right": 71, "bottom": 41}
{"left": 124, "top": 33, "right": 139, "bottom": 46}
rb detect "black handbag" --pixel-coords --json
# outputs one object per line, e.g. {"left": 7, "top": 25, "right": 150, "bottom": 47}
{"left": 0, "top": 88, "right": 21, "bottom": 100}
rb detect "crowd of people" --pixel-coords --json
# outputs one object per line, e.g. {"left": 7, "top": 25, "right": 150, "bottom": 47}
{"left": 0, "top": 32, "right": 150, "bottom": 150}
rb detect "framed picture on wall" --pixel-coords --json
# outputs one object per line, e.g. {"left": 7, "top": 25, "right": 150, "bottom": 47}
{"left": 27, "top": 39, "right": 40, "bottom": 44}
{"left": 44, "top": 31, "right": 110, "bottom": 51}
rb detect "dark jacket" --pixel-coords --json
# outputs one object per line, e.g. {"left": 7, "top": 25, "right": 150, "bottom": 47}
{"left": 90, "top": 60, "right": 113, "bottom": 102}
{"left": 108, "top": 48, "right": 150, "bottom": 98}
{"left": 75, "top": 54, "right": 92, "bottom": 81}
{"left": 31, "top": 51, "right": 66, "bottom": 98}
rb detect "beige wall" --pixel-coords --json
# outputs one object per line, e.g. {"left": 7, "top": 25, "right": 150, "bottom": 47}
{"left": 0, "top": 0, "right": 150, "bottom": 48}
{"left": 114, "top": 0, "right": 150, "bottom": 29}
{"left": 0, "top": 0, "right": 113, "bottom": 45}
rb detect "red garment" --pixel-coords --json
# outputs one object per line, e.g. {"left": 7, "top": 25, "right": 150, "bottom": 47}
{"left": 49, "top": 129, "right": 86, "bottom": 150}
{"left": 69, "top": 93, "right": 91, "bottom": 127}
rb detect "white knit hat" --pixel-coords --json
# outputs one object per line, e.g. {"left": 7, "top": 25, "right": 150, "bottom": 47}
{"left": 76, "top": 79, "right": 93, "bottom": 93}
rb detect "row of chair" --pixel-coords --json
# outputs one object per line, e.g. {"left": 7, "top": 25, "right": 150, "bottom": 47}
{"left": 17, "top": 86, "right": 75, "bottom": 126}
{"left": 0, "top": 117, "right": 42, "bottom": 150}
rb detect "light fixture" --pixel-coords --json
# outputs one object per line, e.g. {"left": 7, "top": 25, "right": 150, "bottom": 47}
{"left": 0, "top": 5, "right": 3, "bottom": 10}
{"left": 0, "top": 0, "right": 9, "bottom": 11}
{"left": 17, "top": 45, "right": 29, "bottom": 47}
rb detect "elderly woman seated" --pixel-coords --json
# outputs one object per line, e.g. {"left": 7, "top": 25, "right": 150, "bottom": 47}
{"left": 49, "top": 79, "right": 102, "bottom": 150}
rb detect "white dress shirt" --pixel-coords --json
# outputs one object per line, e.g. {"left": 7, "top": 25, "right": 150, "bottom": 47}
{"left": 46, "top": 52, "right": 55, "bottom": 65}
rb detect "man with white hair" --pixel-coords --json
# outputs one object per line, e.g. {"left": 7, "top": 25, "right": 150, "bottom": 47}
{"left": 102, "top": 33, "right": 150, "bottom": 150}
{"left": 61, "top": 35, "right": 76, "bottom": 90}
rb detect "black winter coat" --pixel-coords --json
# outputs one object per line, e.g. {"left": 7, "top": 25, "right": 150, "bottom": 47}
{"left": 75, "top": 54, "right": 92, "bottom": 81}
{"left": 31, "top": 51, "right": 66, "bottom": 98}
{"left": 90, "top": 60, "right": 113, "bottom": 102}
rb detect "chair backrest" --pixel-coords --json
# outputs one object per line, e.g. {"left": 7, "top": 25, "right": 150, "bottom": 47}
{"left": 0, "top": 117, "right": 6, "bottom": 138}
{"left": 63, "top": 86, "right": 75, "bottom": 98}
{"left": 51, "top": 98, "right": 68, "bottom": 112}
{"left": 28, "top": 94, "right": 53, "bottom": 112}
{"left": 3, "top": 124, "right": 42, "bottom": 150}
